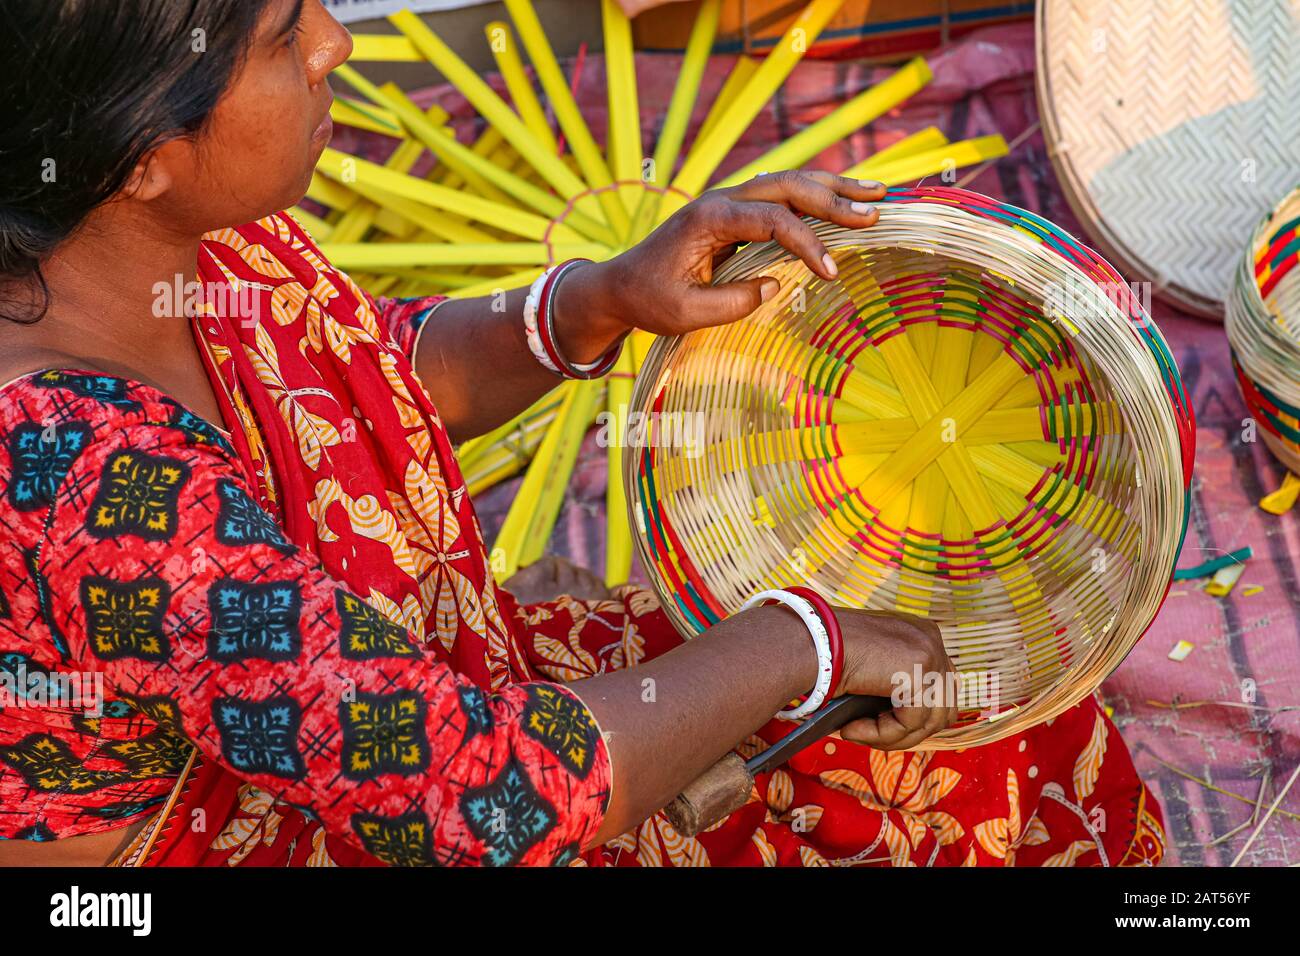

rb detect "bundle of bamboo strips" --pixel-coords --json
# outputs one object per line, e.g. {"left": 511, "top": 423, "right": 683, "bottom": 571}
{"left": 301, "top": 0, "right": 1011, "bottom": 585}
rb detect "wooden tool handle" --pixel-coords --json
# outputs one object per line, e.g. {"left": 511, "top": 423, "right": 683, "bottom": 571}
{"left": 663, "top": 753, "right": 753, "bottom": 836}
{"left": 663, "top": 695, "right": 892, "bottom": 837}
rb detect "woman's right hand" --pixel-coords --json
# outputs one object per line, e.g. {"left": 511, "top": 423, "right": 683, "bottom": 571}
{"left": 832, "top": 609, "right": 959, "bottom": 751}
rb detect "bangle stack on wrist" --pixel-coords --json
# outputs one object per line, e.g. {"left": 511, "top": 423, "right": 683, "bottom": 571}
{"left": 523, "top": 259, "right": 624, "bottom": 379}
{"left": 741, "top": 587, "right": 844, "bottom": 720}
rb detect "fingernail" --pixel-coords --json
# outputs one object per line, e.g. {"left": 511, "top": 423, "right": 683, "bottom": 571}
{"left": 850, "top": 201, "right": 874, "bottom": 215}
{"left": 760, "top": 278, "right": 780, "bottom": 302}
{"left": 859, "top": 179, "right": 884, "bottom": 189}
{"left": 822, "top": 253, "right": 838, "bottom": 278}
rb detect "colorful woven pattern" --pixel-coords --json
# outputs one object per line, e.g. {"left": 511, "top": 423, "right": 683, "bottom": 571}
{"left": 1227, "top": 186, "right": 1300, "bottom": 475}
{"left": 626, "top": 186, "right": 1194, "bottom": 748}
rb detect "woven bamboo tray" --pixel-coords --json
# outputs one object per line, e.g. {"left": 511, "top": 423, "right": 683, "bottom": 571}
{"left": 1227, "top": 186, "right": 1300, "bottom": 474}
{"left": 1037, "top": 0, "right": 1300, "bottom": 318}
{"left": 625, "top": 186, "right": 1194, "bottom": 749}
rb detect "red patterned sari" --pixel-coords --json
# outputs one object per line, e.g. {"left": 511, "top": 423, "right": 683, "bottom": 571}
{"left": 119, "top": 212, "right": 1162, "bottom": 866}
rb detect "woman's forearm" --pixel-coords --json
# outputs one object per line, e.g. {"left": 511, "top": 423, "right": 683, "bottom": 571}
{"left": 411, "top": 263, "right": 626, "bottom": 442}
{"left": 568, "top": 603, "right": 818, "bottom": 846}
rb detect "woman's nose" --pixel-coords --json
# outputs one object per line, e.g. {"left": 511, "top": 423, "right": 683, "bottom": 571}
{"left": 306, "top": 5, "right": 354, "bottom": 85}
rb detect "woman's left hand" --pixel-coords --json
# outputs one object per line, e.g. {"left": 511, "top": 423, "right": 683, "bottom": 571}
{"left": 596, "top": 171, "right": 886, "bottom": 338}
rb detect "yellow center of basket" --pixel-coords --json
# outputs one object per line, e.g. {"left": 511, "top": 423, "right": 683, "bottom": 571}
{"left": 642, "top": 248, "right": 1140, "bottom": 686}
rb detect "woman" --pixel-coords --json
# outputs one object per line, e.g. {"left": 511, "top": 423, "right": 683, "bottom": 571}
{"left": 0, "top": 0, "right": 1164, "bottom": 867}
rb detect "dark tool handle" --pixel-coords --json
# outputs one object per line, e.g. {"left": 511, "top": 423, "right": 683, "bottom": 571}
{"left": 745, "top": 694, "right": 891, "bottom": 776}
{"left": 664, "top": 695, "right": 893, "bottom": 836}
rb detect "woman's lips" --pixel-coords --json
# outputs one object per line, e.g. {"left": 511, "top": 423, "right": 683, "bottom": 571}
{"left": 311, "top": 92, "right": 336, "bottom": 145}
{"left": 312, "top": 113, "right": 334, "bottom": 144}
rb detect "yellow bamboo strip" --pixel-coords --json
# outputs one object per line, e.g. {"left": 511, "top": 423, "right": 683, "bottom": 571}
{"left": 839, "top": 372, "right": 908, "bottom": 418}
{"left": 466, "top": 459, "right": 527, "bottom": 498}
{"left": 861, "top": 341, "right": 1022, "bottom": 513}
{"left": 718, "top": 58, "right": 933, "bottom": 187}
{"left": 375, "top": 206, "right": 447, "bottom": 242}
{"left": 930, "top": 311, "right": 976, "bottom": 405}
{"left": 493, "top": 380, "right": 604, "bottom": 576}
{"left": 695, "top": 57, "right": 759, "bottom": 146}
{"left": 970, "top": 445, "right": 1130, "bottom": 550}
{"left": 966, "top": 326, "right": 1005, "bottom": 381}
{"left": 500, "top": 0, "right": 631, "bottom": 238}
{"left": 839, "top": 403, "right": 1113, "bottom": 454}
{"left": 850, "top": 340, "right": 895, "bottom": 384}
{"left": 603, "top": 0, "right": 643, "bottom": 222}
{"left": 906, "top": 318, "right": 938, "bottom": 369}
{"left": 447, "top": 268, "right": 546, "bottom": 299}
{"left": 348, "top": 34, "right": 421, "bottom": 62}
{"left": 629, "top": 0, "right": 722, "bottom": 242}
{"left": 848, "top": 127, "right": 948, "bottom": 169}
{"left": 351, "top": 183, "right": 497, "bottom": 244}
{"left": 803, "top": 398, "right": 871, "bottom": 424}
{"left": 331, "top": 96, "right": 404, "bottom": 136}
{"left": 289, "top": 207, "right": 332, "bottom": 241}
{"left": 940, "top": 492, "right": 974, "bottom": 590}
{"left": 435, "top": 125, "right": 507, "bottom": 194}
{"left": 379, "top": 269, "right": 485, "bottom": 289}
{"left": 376, "top": 83, "right": 507, "bottom": 203}
{"left": 329, "top": 191, "right": 396, "bottom": 245}
{"left": 845, "top": 135, "right": 1010, "bottom": 184}
{"left": 329, "top": 108, "right": 440, "bottom": 244}
{"left": 630, "top": 329, "right": 655, "bottom": 368}
{"left": 1005, "top": 439, "right": 1063, "bottom": 468}
{"left": 319, "top": 243, "right": 605, "bottom": 269}
{"left": 605, "top": 348, "right": 637, "bottom": 584}
{"left": 316, "top": 148, "right": 563, "bottom": 242}
{"left": 492, "top": 381, "right": 581, "bottom": 578}
{"left": 386, "top": 10, "right": 604, "bottom": 227}
{"left": 898, "top": 300, "right": 976, "bottom": 611}
{"left": 485, "top": 20, "right": 559, "bottom": 155}
{"left": 307, "top": 172, "right": 359, "bottom": 213}
{"left": 665, "top": 0, "right": 846, "bottom": 211}
{"left": 333, "top": 65, "right": 612, "bottom": 244}
{"left": 366, "top": 275, "right": 402, "bottom": 296}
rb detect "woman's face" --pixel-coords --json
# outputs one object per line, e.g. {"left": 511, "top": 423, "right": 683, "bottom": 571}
{"left": 149, "top": 0, "right": 352, "bottom": 235}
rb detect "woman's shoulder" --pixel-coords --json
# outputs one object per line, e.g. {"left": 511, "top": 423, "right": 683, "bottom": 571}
{"left": 4, "top": 366, "right": 231, "bottom": 435}
{"left": 0, "top": 367, "right": 238, "bottom": 510}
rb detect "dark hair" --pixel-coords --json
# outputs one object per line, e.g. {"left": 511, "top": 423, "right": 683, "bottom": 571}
{"left": 0, "top": 0, "right": 277, "bottom": 322}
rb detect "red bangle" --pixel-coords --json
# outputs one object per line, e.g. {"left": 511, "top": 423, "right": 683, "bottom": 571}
{"left": 537, "top": 260, "right": 583, "bottom": 374}
{"left": 539, "top": 259, "right": 624, "bottom": 380}
{"left": 787, "top": 586, "right": 844, "bottom": 697}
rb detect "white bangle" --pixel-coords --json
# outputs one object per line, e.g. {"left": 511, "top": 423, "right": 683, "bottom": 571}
{"left": 524, "top": 260, "right": 614, "bottom": 378}
{"left": 523, "top": 266, "right": 563, "bottom": 375}
{"left": 741, "top": 588, "right": 835, "bottom": 720}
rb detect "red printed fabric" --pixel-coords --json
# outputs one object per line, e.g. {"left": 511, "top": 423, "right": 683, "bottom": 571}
{"left": 495, "top": 588, "right": 1164, "bottom": 867}
{"left": 0, "top": 372, "right": 610, "bottom": 865}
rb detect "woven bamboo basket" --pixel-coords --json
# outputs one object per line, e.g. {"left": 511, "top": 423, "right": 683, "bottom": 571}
{"left": 1226, "top": 187, "right": 1300, "bottom": 475}
{"left": 625, "top": 186, "right": 1195, "bottom": 749}
{"left": 1036, "top": 0, "right": 1300, "bottom": 318}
